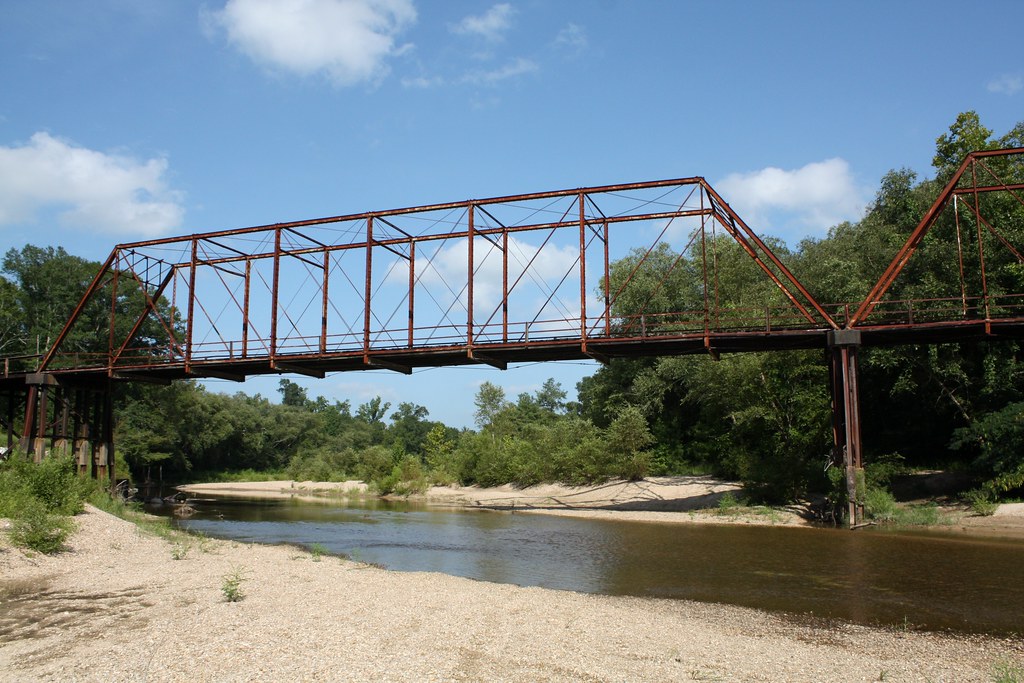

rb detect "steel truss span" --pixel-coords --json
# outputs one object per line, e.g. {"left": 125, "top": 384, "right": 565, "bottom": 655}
{"left": 4, "top": 148, "right": 1024, "bottom": 524}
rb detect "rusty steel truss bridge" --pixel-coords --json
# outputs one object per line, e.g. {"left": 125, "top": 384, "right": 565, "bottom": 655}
{"left": 3, "top": 147, "right": 1024, "bottom": 524}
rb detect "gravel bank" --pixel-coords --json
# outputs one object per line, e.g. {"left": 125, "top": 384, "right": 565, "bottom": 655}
{"left": 1, "top": 506, "right": 1021, "bottom": 682}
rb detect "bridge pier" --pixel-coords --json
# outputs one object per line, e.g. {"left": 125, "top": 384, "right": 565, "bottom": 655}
{"left": 828, "top": 330, "right": 864, "bottom": 527}
{"left": 3, "top": 374, "right": 116, "bottom": 485}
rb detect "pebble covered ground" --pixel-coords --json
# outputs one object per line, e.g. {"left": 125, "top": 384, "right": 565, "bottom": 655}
{"left": 1, "top": 506, "right": 1022, "bottom": 682}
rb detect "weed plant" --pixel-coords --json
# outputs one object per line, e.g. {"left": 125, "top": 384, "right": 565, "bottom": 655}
{"left": 221, "top": 567, "right": 247, "bottom": 602}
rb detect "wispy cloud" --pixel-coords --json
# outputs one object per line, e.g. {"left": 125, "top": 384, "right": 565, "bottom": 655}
{"left": 987, "top": 74, "right": 1023, "bottom": 95}
{"left": 205, "top": 0, "right": 417, "bottom": 86}
{"left": 462, "top": 57, "right": 538, "bottom": 86}
{"left": 554, "top": 23, "right": 587, "bottom": 54}
{"left": 716, "top": 158, "right": 868, "bottom": 238}
{"left": 401, "top": 74, "right": 445, "bottom": 89}
{"left": 450, "top": 3, "right": 516, "bottom": 42}
{"left": 0, "top": 132, "right": 184, "bottom": 237}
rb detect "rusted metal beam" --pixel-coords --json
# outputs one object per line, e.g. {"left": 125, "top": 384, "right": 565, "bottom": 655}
{"left": 850, "top": 148, "right": 1024, "bottom": 327}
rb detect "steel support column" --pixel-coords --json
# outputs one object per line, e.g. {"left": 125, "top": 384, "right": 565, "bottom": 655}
{"left": 828, "top": 329, "right": 864, "bottom": 527}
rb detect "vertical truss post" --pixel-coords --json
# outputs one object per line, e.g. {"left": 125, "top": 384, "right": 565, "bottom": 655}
{"left": 322, "top": 251, "right": 330, "bottom": 354}
{"left": 408, "top": 242, "right": 415, "bottom": 348}
{"left": 107, "top": 263, "right": 120, "bottom": 370}
{"left": 502, "top": 227, "right": 509, "bottom": 343}
{"left": 971, "top": 162, "right": 991, "bottom": 324}
{"left": 468, "top": 204, "right": 475, "bottom": 348}
{"left": 603, "top": 220, "right": 610, "bottom": 336}
{"left": 185, "top": 239, "right": 198, "bottom": 374}
{"left": 243, "top": 260, "right": 251, "bottom": 358}
{"left": 363, "top": 217, "right": 374, "bottom": 360}
{"left": 828, "top": 329, "right": 864, "bottom": 527}
{"left": 700, "top": 189, "right": 710, "bottom": 340}
{"left": 579, "top": 192, "right": 588, "bottom": 343}
{"left": 271, "top": 229, "right": 281, "bottom": 360}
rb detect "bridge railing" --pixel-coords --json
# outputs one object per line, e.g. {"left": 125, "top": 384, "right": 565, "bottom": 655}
{"left": 840, "top": 294, "right": 1024, "bottom": 328}
{"left": 32, "top": 292, "right": 1024, "bottom": 374}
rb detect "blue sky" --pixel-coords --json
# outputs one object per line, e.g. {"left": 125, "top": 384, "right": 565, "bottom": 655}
{"left": 1, "top": 0, "right": 1022, "bottom": 427}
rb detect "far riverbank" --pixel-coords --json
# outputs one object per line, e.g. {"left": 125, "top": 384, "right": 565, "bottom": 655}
{"left": 177, "top": 476, "right": 1024, "bottom": 539}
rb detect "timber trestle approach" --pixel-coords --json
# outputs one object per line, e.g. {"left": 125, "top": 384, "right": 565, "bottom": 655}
{"left": 4, "top": 148, "right": 1024, "bottom": 525}
{"left": 1, "top": 374, "right": 115, "bottom": 482}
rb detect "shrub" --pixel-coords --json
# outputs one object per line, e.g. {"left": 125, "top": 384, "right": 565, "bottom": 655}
{"left": 23, "top": 455, "right": 89, "bottom": 515}
{"left": 371, "top": 456, "right": 428, "bottom": 496}
{"left": 9, "top": 498, "right": 75, "bottom": 554}
{"left": 717, "top": 491, "right": 741, "bottom": 512}
{"left": 864, "top": 487, "right": 898, "bottom": 522}
{"left": 964, "top": 488, "right": 998, "bottom": 516}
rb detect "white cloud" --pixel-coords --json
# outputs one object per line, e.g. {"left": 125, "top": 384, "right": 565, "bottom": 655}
{"left": 0, "top": 132, "right": 184, "bottom": 237}
{"left": 987, "top": 74, "right": 1023, "bottom": 95}
{"left": 715, "top": 158, "right": 868, "bottom": 237}
{"left": 451, "top": 3, "right": 516, "bottom": 42}
{"left": 462, "top": 57, "right": 537, "bottom": 85}
{"left": 208, "top": 0, "right": 416, "bottom": 86}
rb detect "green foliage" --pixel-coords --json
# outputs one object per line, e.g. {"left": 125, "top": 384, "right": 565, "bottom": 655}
{"left": 221, "top": 567, "right": 247, "bottom": 602}
{"left": 717, "top": 491, "right": 740, "bottom": 512}
{"left": 951, "top": 401, "right": 1024, "bottom": 498}
{"left": 864, "top": 453, "right": 907, "bottom": 491}
{"left": 964, "top": 488, "right": 998, "bottom": 516}
{"left": 864, "top": 488, "right": 899, "bottom": 523}
{"left": 371, "top": 455, "right": 428, "bottom": 496}
{"left": 8, "top": 498, "right": 75, "bottom": 554}
{"left": 0, "top": 455, "right": 88, "bottom": 517}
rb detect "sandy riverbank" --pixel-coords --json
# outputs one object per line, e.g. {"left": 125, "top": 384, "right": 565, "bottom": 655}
{"left": 1, "top": 505, "right": 1022, "bottom": 682}
{"left": 180, "top": 476, "right": 810, "bottom": 527}
{"left": 179, "top": 476, "right": 1024, "bottom": 537}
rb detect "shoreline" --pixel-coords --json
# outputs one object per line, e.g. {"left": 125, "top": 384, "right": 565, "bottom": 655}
{"left": 2, "top": 505, "right": 1022, "bottom": 682}
{"left": 178, "top": 476, "right": 1024, "bottom": 539}
{"left": 178, "top": 476, "right": 810, "bottom": 529}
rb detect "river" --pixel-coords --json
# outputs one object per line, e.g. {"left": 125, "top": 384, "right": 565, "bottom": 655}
{"left": 148, "top": 494, "right": 1024, "bottom": 636}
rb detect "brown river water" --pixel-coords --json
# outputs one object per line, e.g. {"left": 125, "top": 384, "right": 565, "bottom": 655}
{"left": 148, "top": 495, "right": 1024, "bottom": 636}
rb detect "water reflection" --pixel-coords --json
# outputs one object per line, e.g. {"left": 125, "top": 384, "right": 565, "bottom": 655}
{"left": 152, "top": 496, "right": 1024, "bottom": 635}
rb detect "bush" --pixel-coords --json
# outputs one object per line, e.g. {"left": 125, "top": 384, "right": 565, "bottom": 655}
{"left": 9, "top": 498, "right": 75, "bottom": 554}
{"left": 372, "top": 456, "right": 428, "bottom": 496}
{"left": 964, "top": 488, "right": 998, "bottom": 516}
{"left": 864, "top": 487, "right": 898, "bottom": 522}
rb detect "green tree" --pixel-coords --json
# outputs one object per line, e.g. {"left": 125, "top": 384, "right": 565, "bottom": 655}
{"left": 278, "top": 379, "right": 309, "bottom": 408}
{"left": 388, "top": 402, "right": 432, "bottom": 457}
{"left": 473, "top": 381, "right": 507, "bottom": 429}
